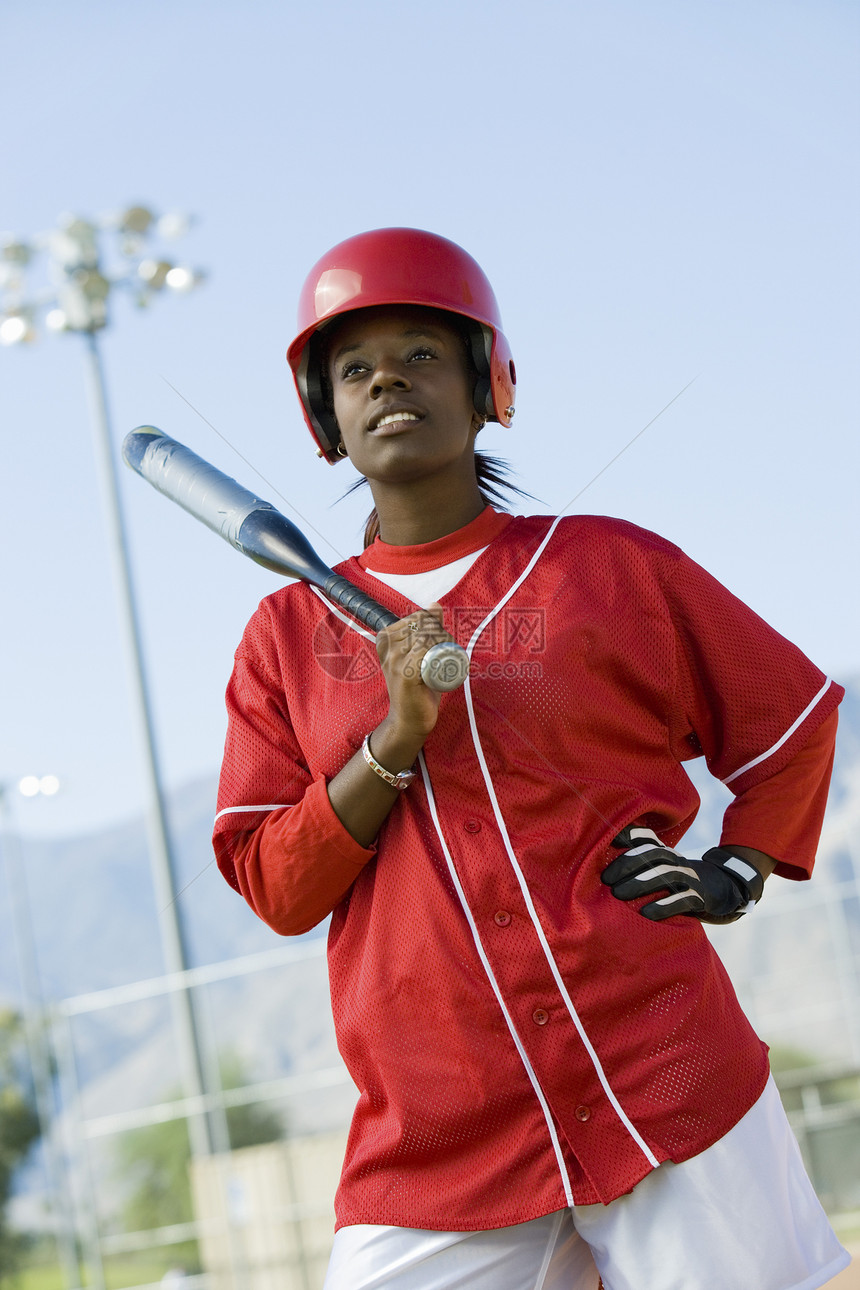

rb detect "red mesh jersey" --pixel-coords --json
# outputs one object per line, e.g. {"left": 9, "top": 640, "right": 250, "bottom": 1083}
{"left": 214, "top": 511, "right": 841, "bottom": 1229}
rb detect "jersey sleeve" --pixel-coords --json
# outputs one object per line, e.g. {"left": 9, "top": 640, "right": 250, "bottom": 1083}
{"left": 663, "top": 548, "right": 843, "bottom": 799}
{"left": 213, "top": 600, "right": 376, "bottom": 935}
{"left": 719, "top": 708, "right": 837, "bottom": 880}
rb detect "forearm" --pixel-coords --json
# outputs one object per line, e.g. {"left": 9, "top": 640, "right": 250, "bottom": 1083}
{"left": 220, "top": 606, "right": 451, "bottom": 929}
{"left": 326, "top": 718, "right": 427, "bottom": 848}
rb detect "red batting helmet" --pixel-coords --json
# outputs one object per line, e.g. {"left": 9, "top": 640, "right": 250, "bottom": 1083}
{"left": 287, "top": 228, "right": 516, "bottom": 463}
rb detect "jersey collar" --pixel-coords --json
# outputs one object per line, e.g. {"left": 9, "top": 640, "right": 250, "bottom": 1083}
{"left": 357, "top": 507, "right": 513, "bottom": 575}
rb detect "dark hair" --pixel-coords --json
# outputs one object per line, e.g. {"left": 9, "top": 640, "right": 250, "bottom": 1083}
{"left": 341, "top": 452, "right": 534, "bottom": 548}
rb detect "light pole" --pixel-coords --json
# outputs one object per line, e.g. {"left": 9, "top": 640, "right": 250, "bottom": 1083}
{"left": 0, "top": 776, "right": 80, "bottom": 1288}
{"left": 0, "top": 207, "right": 215, "bottom": 1159}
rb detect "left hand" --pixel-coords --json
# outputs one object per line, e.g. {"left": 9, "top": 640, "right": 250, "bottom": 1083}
{"left": 601, "top": 826, "right": 765, "bottom": 924}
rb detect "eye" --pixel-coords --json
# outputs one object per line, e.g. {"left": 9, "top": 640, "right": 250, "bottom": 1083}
{"left": 408, "top": 345, "right": 437, "bottom": 362}
{"left": 339, "top": 358, "right": 367, "bottom": 379}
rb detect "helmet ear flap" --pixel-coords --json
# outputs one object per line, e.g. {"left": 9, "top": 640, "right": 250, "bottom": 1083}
{"left": 467, "top": 321, "right": 516, "bottom": 425}
{"left": 467, "top": 324, "right": 494, "bottom": 420}
{"left": 297, "top": 336, "right": 340, "bottom": 461}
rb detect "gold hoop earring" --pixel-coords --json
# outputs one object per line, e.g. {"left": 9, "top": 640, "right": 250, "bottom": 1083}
{"left": 336, "top": 441, "right": 348, "bottom": 457}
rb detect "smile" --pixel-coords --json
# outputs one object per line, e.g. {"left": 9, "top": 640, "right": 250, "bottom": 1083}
{"left": 373, "top": 412, "right": 422, "bottom": 430}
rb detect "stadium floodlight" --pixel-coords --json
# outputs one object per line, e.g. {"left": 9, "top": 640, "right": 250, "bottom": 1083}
{"left": 18, "top": 774, "right": 60, "bottom": 798}
{"left": 0, "top": 207, "right": 204, "bottom": 339}
{"left": 0, "top": 312, "right": 34, "bottom": 344}
{"left": 1, "top": 205, "right": 214, "bottom": 1163}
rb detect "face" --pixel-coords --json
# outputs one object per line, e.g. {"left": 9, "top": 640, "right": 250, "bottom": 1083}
{"left": 325, "top": 306, "right": 482, "bottom": 486}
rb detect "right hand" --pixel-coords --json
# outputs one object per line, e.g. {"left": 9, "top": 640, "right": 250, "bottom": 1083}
{"left": 326, "top": 604, "right": 457, "bottom": 846}
{"left": 375, "top": 603, "right": 454, "bottom": 745}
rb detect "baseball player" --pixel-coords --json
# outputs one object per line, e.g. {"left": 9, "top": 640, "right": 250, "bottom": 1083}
{"left": 213, "top": 229, "right": 849, "bottom": 1289}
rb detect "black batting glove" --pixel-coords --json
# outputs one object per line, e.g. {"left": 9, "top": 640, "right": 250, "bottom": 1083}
{"left": 601, "top": 826, "right": 765, "bottom": 925}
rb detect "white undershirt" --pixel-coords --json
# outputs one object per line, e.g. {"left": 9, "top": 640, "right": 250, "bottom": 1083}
{"left": 364, "top": 546, "right": 489, "bottom": 609}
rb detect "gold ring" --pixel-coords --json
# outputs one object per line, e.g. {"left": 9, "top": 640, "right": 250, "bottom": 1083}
{"left": 409, "top": 621, "right": 419, "bottom": 631}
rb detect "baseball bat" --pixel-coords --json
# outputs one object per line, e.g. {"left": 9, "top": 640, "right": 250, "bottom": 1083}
{"left": 121, "top": 427, "right": 469, "bottom": 692}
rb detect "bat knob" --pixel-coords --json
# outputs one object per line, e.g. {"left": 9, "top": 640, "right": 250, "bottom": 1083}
{"left": 419, "top": 642, "right": 470, "bottom": 692}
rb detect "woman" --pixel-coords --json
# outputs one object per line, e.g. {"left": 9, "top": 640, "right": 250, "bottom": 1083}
{"left": 214, "top": 229, "right": 848, "bottom": 1289}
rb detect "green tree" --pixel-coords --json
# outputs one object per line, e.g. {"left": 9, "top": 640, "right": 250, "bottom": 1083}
{"left": 114, "top": 1055, "right": 284, "bottom": 1268}
{"left": 0, "top": 1008, "right": 41, "bottom": 1281}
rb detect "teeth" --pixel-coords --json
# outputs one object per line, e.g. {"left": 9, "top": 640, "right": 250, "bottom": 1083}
{"left": 376, "top": 412, "right": 420, "bottom": 429}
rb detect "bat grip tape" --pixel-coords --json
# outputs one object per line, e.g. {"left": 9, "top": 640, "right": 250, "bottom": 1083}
{"left": 323, "top": 575, "right": 398, "bottom": 633}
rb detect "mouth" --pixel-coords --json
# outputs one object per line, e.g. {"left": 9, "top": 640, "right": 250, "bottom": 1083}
{"left": 369, "top": 408, "right": 424, "bottom": 434}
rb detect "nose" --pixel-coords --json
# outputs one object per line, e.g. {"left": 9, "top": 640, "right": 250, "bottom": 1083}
{"left": 369, "top": 357, "right": 411, "bottom": 399}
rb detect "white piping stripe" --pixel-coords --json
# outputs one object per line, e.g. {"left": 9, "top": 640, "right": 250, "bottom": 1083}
{"left": 462, "top": 672, "right": 660, "bottom": 1168}
{"left": 458, "top": 515, "right": 659, "bottom": 1167}
{"left": 465, "top": 516, "right": 566, "bottom": 658}
{"left": 214, "top": 803, "right": 291, "bottom": 823}
{"left": 309, "top": 585, "right": 376, "bottom": 640}
{"left": 722, "top": 677, "right": 834, "bottom": 785}
{"left": 419, "top": 751, "right": 575, "bottom": 1207}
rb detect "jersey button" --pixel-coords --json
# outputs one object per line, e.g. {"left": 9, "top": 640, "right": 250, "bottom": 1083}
{"left": 494, "top": 910, "right": 512, "bottom": 927}
{"left": 575, "top": 1105, "right": 591, "bottom": 1122}
{"left": 532, "top": 1008, "right": 549, "bottom": 1026}
{"left": 464, "top": 819, "right": 482, "bottom": 833}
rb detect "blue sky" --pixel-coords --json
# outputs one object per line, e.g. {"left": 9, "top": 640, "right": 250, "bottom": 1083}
{"left": 2, "top": 0, "right": 857, "bottom": 836}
